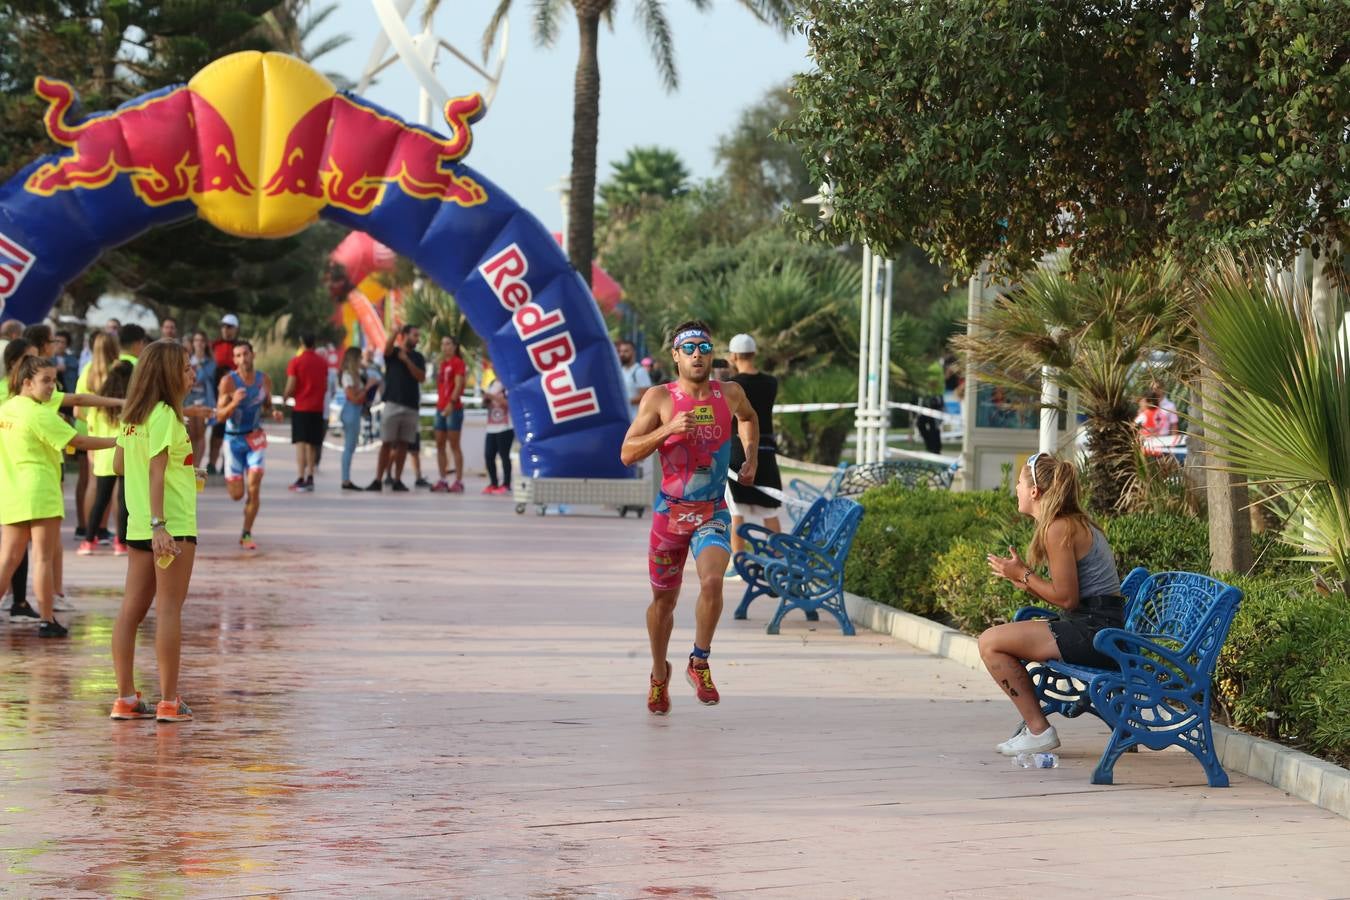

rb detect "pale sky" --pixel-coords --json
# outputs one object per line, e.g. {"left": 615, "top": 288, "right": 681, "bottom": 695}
{"left": 313, "top": 1, "right": 811, "bottom": 232}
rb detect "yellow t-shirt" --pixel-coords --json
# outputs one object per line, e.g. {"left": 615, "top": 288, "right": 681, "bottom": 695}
{"left": 118, "top": 402, "right": 196, "bottom": 540}
{"left": 88, "top": 407, "right": 120, "bottom": 477}
{"left": 0, "top": 395, "right": 76, "bottom": 524}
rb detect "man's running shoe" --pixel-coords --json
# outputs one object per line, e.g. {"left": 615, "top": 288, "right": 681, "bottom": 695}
{"left": 112, "top": 539, "right": 129, "bottom": 557}
{"left": 76, "top": 540, "right": 98, "bottom": 556}
{"left": 53, "top": 594, "right": 75, "bottom": 612}
{"left": 38, "top": 619, "right": 69, "bottom": 638}
{"left": 110, "top": 692, "right": 155, "bottom": 720}
{"left": 390, "top": 480, "right": 410, "bottom": 492}
{"left": 156, "top": 697, "right": 193, "bottom": 723}
{"left": 10, "top": 599, "right": 40, "bottom": 620}
{"left": 686, "top": 659, "right": 720, "bottom": 705}
{"left": 364, "top": 479, "right": 383, "bottom": 492}
{"left": 341, "top": 481, "right": 363, "bottom": 491}
{"left": 648, "top": 660, "right": 672, "bottom": 716}
{"left": 431, "top": 480, "right": 450, "bottom": 493}
{"left": 288, "top": 478, "right": 305, "bottom": 492}
{"left": 414, "top": 477, "right": 431, "bottom": 489}
{"left": 448, "top": 480, "right": 465, "bottom": 494}
{"left": 240, "top": 533, "right": 258, "bottom": 551}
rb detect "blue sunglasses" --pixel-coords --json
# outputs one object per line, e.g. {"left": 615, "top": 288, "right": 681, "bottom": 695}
{"left": 676, "top": 341, "right": 714, "bottom": 356}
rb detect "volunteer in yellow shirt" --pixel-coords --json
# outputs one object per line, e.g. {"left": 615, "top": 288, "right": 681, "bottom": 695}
{"left": 0, "top": 357, "right": 118, "bottom": 637}
{"left": 110, "top": 340, "right": 201, "bottom": 723}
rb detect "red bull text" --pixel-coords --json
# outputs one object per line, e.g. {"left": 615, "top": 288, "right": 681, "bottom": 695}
{"left": 479, "top": 244, "right": 600, "bottom": 424}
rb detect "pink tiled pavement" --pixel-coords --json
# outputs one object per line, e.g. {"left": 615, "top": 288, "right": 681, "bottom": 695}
{"left": 2, "top": 443, "right": 1347, "bottom": 897}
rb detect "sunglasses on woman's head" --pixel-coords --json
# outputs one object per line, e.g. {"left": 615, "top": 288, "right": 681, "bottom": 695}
{"left": 1026, "top": 451, "right": 1049, "bottom": 488}
{"left": 676, "top": 341, "right": 714, "bottom": 356}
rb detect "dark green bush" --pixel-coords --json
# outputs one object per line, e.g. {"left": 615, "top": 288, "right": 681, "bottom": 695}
{"left": 1215, "top": 573, "right": 1350, "bottom": 767}
{"left": 933, "top": 516, "right": 1036, "bottom": 632}
{"left": 1103, "top": 511, "right": 1210, "bottom": 574}
{"left": 844, "top": 484, "right": 1017, "bottom": 616}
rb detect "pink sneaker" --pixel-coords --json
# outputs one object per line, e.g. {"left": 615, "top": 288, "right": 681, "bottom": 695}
{"left": 112, "top": 539, "right": 129, "bottom": 557}
{"left": 430, "top": 480, "right": 450, "bottom": 493}
{"left": 492, "top": 485, "right": 511, "bottom": 495}
{"left": 76, "top": 540, "right": 98, "bottom": 556}
{"left": 481, "top": 485, "right": 497, "bottom": 495}
{"left": 448, "top": 481, "right": 464, "bottom": 494}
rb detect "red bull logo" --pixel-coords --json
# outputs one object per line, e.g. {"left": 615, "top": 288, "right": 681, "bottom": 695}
{"left": 25, "top": 78, "right": 253, "bottom": 206}
{"left": 262, "top": 93, "right": 487, "bottom": 215}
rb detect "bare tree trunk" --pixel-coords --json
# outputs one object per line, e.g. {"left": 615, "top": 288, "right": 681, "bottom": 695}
{"left": 567, "top": 10, "right": 602, "bottom": 288}
{"left": 1199, "top": 322, "right": 1252, "bottom": 574}
{"left": 1310, "top": 238, "right": 1341, "bottom": 337}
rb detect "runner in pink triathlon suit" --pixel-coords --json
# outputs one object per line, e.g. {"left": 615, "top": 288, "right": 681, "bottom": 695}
{"left": 621, "top": 320, "right": 759, "bottom": 716}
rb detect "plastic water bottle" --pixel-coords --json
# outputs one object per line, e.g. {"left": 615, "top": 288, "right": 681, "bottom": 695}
{"left": 1013, "top": 752, "right": 1059, "bottom": 769}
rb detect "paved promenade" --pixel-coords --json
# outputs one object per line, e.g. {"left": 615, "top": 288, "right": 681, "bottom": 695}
{"left": 2, "top": 444, "right": 1348, "bottom": 898}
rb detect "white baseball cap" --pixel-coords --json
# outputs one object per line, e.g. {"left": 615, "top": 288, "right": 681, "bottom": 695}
{"left": 728, "top": 333, "right": 757, "bottom": 354}
{"left": 221, "top": 314, "right": 240, "bottom": 327}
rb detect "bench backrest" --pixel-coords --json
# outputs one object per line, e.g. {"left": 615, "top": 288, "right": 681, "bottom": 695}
{"left": 1124, "top": 570, "right": 1244, "bottom": 672}
{"left": 793, "top": 496, "right": 864, "bottom": 560}
{"left": 835, "top": 460, "right": 956, "bottom": 497}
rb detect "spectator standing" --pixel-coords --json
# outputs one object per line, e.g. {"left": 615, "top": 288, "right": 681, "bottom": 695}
{"left": 432, "top": 335, "right": 467, "bottom": 493}
{"left": 724, "top": 334, "right": 783, "bottom": 556}
{"left": 283, "top": 334, "right": 329, "bottom": 491}
{"left": 78, "top": 361, "right": 134, "bottom": 556}
{"left": 185, "top": 331, "right": 216, "bottom": 466}
{"left": 361, "top": 346, "right": 383, "bottom": 444}
{"left": 159, "top": 316, "right": 179, "bottom": 343}
{"left": 117, "top": 323, "right": 147, "bottom": 363}
{"left": 76, "top": 332, "right": 121, "bottom": 543}
{"left": 53, "top": 330, "right": 79, "bottom": 393}
{"left": 365, "top": 325, "right": 424, "bottom": 492}
{"left": 337, "top": 347, "right": 369, "bottom": 490}
{"left": 110, "top": 340, "right": 201, "bottom": 722}
{"left": 0, "top": 319, "right": 22, "bottom": 356}
{"left": 207, "top": 314, "right": 240, "bottom": 474}
{"left": 482, "top": 367, "right": 513, "bottom": 494}
{"left": 616, "top": 339, "right": 651, "bottom": 409}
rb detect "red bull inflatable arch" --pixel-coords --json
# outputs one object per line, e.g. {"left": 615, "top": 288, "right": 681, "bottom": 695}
{"left": 0, "top": 51, "right": 634, "bottom": 480}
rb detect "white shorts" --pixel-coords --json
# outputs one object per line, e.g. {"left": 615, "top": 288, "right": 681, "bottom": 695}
{"left": 723, "top": 487, "right": 781, "bottom": 526}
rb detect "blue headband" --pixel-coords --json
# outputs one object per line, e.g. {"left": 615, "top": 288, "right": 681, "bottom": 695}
{"left": 672, "top": 329, "right": 711, "bottom": 348}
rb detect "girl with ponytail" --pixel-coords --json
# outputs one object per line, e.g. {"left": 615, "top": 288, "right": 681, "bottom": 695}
{"left": 979, "top": 452, "right": 1124, "bottom": 757}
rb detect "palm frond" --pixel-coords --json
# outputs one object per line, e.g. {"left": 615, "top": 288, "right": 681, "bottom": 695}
{"left": 533, "top": 0, "right": 566, "bottom": 48}
{"left": 635, "top": 0, "right": 679, "bottom": 92}
{"left": 481, "top": 0, "right": 514, "bottom": 59}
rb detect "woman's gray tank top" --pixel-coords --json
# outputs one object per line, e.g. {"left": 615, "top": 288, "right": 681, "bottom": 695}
{"left": 1076, "top": 526, "right": 1121, "bottom": 598}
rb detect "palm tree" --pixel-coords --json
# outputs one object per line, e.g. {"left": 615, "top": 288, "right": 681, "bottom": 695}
{"left": 475, "top": 0, "right": 797, "bottom": 287}
{"left": 1196, "top": 252, "right": 1350, "bottom": 593}
{"left": 955, "top": 262, "right": 1193, "bottom": 514}
{"left": 258, "top": 1, "right": 354, "bottom": 88}
{"left": 598, "top": 145, "right": 690, "bottom": 221}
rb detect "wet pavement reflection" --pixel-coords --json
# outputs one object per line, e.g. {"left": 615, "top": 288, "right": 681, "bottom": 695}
{"left": 4, "top": 464, "right": 1350, "bottom": 897}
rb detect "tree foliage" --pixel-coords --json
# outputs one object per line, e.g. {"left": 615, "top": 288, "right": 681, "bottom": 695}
{"left": 0, "top": 1, "right": 333, "bottom": 321}
{"left": 785, "top": 0, "right": 1350, "bottom": 280}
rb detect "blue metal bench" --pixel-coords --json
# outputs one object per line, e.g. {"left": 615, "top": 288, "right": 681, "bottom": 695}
{"left": 732, "top": 496, "right": 864, "bottom": 636}
{"left": 834, "top": 460, "right": 957, "bottom": 497}
{"left": 1014, "top": 569, "right": 1244, "bottom": 787}
{"left": 784, "top": 463, "right": 849, "bottom": 527}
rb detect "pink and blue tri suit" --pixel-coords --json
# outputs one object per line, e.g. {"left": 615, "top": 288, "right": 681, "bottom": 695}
{"left": 648, "top": 381, "right": 735, "bottom": 590}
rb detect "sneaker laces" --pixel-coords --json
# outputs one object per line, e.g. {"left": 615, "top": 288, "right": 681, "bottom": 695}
{"left": 693, "top": 666, "right": 715, "bottom": 689}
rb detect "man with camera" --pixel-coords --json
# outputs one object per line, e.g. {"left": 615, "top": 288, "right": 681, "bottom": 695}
{"left": 365, "top": 325, "right": 426, "bottom": 492}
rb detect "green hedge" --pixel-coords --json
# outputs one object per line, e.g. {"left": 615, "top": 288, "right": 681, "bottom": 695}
{"left": 847, "top": 484, "right": 1350, "bottom": 765}
{"left": 843, "top": 483, "right": 1017, "bottom": 617}
{"left": 1215, "top": 573, "right": 1350, "bottom": 767}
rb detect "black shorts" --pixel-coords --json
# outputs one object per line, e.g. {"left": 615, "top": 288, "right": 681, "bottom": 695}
{"left": 1049, "top": 596, "right": 1125, "bottom": 669}
{"left": 291, "top": 411, "right": 326, "bottom": 446}
{"left": 212, "top": 421, "right": 225, "bottom": 439}
{"left": 125, "top": 535, "right": 198, "bottom": 553}
{"left": 727, "top": 447, "right": 783, "bottom": 508}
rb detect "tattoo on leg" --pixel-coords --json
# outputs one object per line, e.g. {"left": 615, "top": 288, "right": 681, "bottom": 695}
{"left": 999, "top": 678, "right": 1020, "bottom": 698}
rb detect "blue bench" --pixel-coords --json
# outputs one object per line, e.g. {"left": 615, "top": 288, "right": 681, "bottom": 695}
{"left": 784, "top": 463, "right": 849, "bottom": 527}
{"left": 834, "top": 460, "right": 957, "bottom": 497}
{"left": 1014, "top": 568, "right": 1243, "bottom": 787}
{"left": 732, "top": 496, "right": 864, "bottom": 636}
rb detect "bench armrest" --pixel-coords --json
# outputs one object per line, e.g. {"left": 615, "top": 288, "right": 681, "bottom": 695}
{"left": 738, "top": 523, "right": 779, "bottom": 558}
{"left": 787, "top": 478, "right": 824, "bottom": 503}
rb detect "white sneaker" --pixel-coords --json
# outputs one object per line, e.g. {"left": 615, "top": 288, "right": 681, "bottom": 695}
{"left": 0, "top": 592, "right": 11, "bottom": 611}
{"left": 53, "top": 594, "right": 75, "bottom": 612}
{"left": 997, "top": 724, "right": 1060, "bottom": 757}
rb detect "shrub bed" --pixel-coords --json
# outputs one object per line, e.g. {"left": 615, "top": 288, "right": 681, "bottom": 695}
{"left": 847, "top": 483, "right": 1350, "bottom": 766}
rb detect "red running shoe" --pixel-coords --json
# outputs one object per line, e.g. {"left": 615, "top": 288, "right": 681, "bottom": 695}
{"left": 686, "top": 659, "right": 720, "bottom": 705}
{"left": 647, "top": 660, "right": 671, "bottom": 716}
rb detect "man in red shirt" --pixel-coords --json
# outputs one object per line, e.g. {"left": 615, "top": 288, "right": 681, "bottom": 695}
{"left": 431, "top": 335, "right": 467, "bottom": 492}
{"left": 283, "top": 333, "right": 330, "bottom": 491}
{"left": 207, "top": 313, "right": 240, "bottom": 473}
